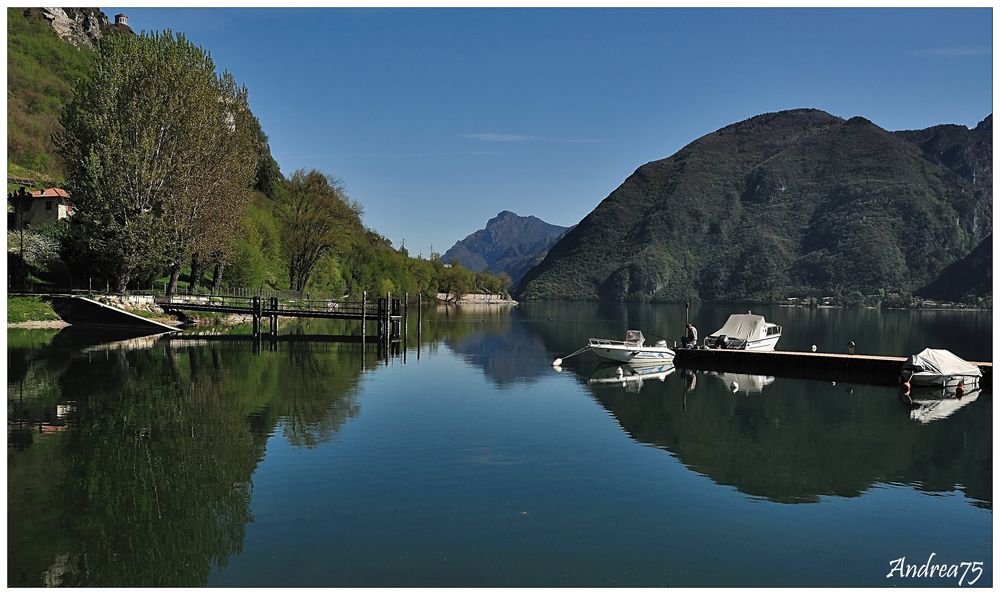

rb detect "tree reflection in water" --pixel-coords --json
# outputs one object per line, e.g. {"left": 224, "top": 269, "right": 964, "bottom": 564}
{"left": 8, "top": 330, "right": 367, "bottom": 586}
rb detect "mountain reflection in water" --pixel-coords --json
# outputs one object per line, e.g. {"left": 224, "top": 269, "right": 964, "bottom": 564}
{"left": 7, "top": 302, "right": 992, "bottom": 587}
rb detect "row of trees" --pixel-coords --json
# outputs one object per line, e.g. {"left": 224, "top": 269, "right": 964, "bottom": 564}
{"left": 54, "top": 29, "right": 507, "bottom": 299}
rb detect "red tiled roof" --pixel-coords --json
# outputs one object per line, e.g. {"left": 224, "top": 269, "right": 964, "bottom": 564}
{"left": 31, "top": 188, "right": 70, "bottom": 199}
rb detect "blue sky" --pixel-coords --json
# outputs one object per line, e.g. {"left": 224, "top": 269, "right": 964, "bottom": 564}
{"left": 104, "top": 7, "right": 992, "bottom": 258}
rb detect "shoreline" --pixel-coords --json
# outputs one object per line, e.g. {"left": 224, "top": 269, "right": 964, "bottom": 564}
{"left": 7, "top": 295, "right": 989, "bottom": 329}
{"left": 8, "top": 320, "right": 71, "bottom": 329}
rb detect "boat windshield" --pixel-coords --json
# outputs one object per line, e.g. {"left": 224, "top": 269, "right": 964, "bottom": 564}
{"left": 625, "top": 330, "right": 645, "bottom": 346}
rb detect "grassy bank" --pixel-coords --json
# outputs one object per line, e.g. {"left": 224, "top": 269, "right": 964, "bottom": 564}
{"left": 8, "top": 296, "right": 61, "bottom": 323}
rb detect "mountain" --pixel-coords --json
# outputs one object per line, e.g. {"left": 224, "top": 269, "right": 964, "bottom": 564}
{"left": 443, "top": 211, "right": 570, "bottom": 284}
{"left": 918, "top": 234, "right": 992, "bottom": 301}
{"left": 516, "top": 109, "right": 992, "bottom": 302}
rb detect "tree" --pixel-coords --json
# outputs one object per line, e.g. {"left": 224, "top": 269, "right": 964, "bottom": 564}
{"left": 59, "top": 31, "right": 256, "bottom": 293}
{"left": 8, "top": 187, "right": 34, "bottom": 289}
{"left": 276, "top": 170, "right": 362, "bottom": 291}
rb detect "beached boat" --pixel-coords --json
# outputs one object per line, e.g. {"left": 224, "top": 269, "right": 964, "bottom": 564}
{"left": 588, "top": 330, "right": 676, "bottom": 364}
{"left": 900, "top": 348, "right": 982, "bottom": 388}
{"left": 703, "top": 313, "right": 782, "bottom": 351}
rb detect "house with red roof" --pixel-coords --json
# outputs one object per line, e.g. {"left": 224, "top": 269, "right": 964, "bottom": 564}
{"left": 21, "top": 187, "right": 73, "bottom": 226}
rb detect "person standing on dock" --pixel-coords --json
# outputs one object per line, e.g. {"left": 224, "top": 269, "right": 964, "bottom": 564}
{"left": 684, "top": 323, "right": 698, "bottom": 349}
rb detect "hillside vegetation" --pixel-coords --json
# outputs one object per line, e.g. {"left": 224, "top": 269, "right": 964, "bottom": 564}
{"left": 7, "top": 8, "right": 506, "bottom": 300}
{"left": 516, "top": 109, "right": 992, "bottom": 303}
{"left": 7, "top": 8, "right": 93, "bottom": 178}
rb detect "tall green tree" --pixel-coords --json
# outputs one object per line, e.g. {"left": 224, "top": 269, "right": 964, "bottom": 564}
{"left": 59, "top": 31, "right": 256, "bottom": 292}
{"left": 276, "top": 170, "right": 362, "bottom": 291}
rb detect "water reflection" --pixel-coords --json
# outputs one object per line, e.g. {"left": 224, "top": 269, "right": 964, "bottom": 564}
{"left": 708, "top": 372, "right": 776, "bottom": 394}
{"left": 587, "top": 362, "right": 674, "bottom": 394}
{"left": 438, "top": 308, "right": 553, "bottom": 386}
{"left": 902, "top": 386, "right": 983, "bottom": 424}
{"left": 7, "top": 330, "right": 370, "bottom": 587}
{"left": 518, "top": 302, "right": 992, "bottom": 361}
{"left": 584, "top": 370, "right": 991, "bottom": 507}
{"left": 7, "top": 303, "right": 992, "bottom": 587}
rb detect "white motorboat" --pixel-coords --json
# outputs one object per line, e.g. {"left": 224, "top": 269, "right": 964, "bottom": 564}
{"left": 588, "top": 330, "right": 676, "bottom": 364}
{"left": 703, "top": 313, "right": 782, "bottom": 351}
{"left": 901, "top": 348, "right": 982, "bottom": 388}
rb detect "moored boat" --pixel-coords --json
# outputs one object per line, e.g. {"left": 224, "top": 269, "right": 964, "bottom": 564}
{"left": 588, "top": 330, "right": 676, "bottom": 364}
{"left": 703, "top": 313, "right": 782, "bottom": 351}
{"left": 901, "top": 348, "right": 982, "bottom": 388}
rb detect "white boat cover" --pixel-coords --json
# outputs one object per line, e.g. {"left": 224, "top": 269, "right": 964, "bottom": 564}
{"left": 709, "top": 314, "right": 765, "bottom": 340}
{"left": 902, "top": 348, "right": 982, "bottom": 378}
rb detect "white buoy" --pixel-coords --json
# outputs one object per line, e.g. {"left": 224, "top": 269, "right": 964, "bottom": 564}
{"left": 831, "top": 381, "right": 836, "bottom": 386}
{"left": 552, "top": 358, "right": 563, "bottom": 367}
{"left": 811, "top": 345, "right": 817, "bottom": 352}
{"left": 730, "top": 381, "right": 739, "bottom": 392}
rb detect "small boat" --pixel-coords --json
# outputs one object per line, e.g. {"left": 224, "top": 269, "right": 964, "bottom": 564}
{"left": 900, "top": 348, "right": 982, "bottom": 388}
{"left": 588, "top": 330, "right": 675, "bottom": 364}
{"left": 703, "top": 313, "right": 782, "bottom": 351}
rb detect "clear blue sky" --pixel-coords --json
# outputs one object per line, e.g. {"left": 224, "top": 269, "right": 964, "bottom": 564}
{"left": 104, "top": 7, "right": 992, "bottom": 258}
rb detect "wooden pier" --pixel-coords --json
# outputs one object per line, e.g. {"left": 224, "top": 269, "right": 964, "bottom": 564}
{"left": 674, "top": 348, "right": 992, "bottom": 388}
{"left": 155, "top": 291, "right": 411, "bottom": 340}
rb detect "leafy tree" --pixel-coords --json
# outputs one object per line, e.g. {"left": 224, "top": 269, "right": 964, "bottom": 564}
{"left": 59, "top": 31, "right": 256, "bottom": 292}
{"left": 276, "top": 170, "right": 362, "bottom": 291}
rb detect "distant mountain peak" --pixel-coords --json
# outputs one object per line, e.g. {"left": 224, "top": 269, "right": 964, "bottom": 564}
{"left": 443, "top": 212, "right": 571, "bottom": 285}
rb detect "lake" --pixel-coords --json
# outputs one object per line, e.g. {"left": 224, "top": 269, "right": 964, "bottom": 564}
{"left": 7, "top": 302, "right": 992, "bottom": 587}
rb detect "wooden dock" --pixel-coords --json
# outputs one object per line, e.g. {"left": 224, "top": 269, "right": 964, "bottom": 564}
{"left": 673, "top": 348, "right": 992, "bottom": 388}
{"left": 156, "top": 291, "right": 410, "bottom": 339}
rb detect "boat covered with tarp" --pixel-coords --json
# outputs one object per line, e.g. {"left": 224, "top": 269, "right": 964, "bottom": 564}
{"left": 703, "top": 313, "right": 782, "bottom": 351}
{"left": 900, "top": 348, "right": 982, "bottom": 388}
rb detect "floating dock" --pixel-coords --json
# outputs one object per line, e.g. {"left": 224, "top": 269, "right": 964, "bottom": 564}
{"left": 674, "top": 348, "right": 992, "bottom": 388}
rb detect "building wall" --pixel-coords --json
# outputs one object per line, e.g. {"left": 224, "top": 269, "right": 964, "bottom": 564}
{"left": 22, "top": 199, "right": 68, "bottom": 226}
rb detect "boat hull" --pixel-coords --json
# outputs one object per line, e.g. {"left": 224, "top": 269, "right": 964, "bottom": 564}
{"left": 743, "top": 336, "right": 781, "bottom": 351}
{"left": 591, "top": 346, "right": 676, "bottom": 364}
{"left": 704, "top": 335, "right": 781, "bottom": 351}
{"left": 909, "top": 373, "right": 981, "bottom": 388}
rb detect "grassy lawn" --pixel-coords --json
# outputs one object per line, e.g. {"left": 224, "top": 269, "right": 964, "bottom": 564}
{"left": 8, "top": 296, "right": 60, "bottom": 323}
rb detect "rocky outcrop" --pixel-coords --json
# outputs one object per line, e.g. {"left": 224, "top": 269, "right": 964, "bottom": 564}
{"left": 22, "top": 8, "right": 122, "bottom": 48}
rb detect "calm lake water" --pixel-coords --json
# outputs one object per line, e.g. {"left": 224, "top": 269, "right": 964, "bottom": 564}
{"left": 7, "top": 303, "right": 992, "bottom": 587}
